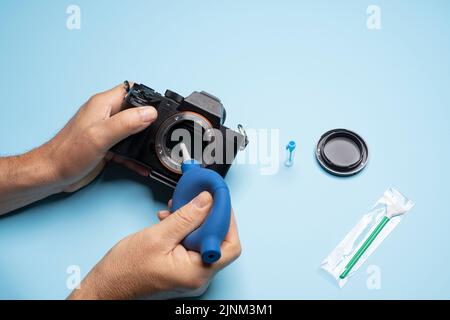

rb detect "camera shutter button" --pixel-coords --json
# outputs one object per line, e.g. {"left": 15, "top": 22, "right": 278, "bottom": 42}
{"left": 164, "top": 90, "right": 184, "bottom": 104}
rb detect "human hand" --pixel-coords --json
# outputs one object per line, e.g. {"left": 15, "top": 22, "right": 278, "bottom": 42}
{"left": 0, "top": 83, "right": 158, "bottom": 214}
{"left": 43, "top": 83, "right": 157, "bottom": 192}
{"left": 68, "top": 191, "right": 241, "bottom": 300}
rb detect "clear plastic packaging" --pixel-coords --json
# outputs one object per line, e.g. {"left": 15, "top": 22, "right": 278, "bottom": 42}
{"left": 320, "top": 187, "right": 414, "bottom": 288}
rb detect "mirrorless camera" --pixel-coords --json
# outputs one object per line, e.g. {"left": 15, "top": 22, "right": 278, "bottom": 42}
{"left": 111, "top": 83, "right": 248, "bottom": 188}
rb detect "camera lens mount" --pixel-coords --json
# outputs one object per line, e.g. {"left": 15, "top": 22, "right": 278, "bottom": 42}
{"left": 155, "top": 112, "right": 217, "bottom": 174}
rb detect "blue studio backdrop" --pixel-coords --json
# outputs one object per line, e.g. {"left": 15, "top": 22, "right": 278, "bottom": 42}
{"left": 1, "top": 0, "right": 450, "bottom": 299}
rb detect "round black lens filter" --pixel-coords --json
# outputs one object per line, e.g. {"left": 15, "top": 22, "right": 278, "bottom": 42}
{"left": 316, "top": 129, "right": 368, "bottom": 176}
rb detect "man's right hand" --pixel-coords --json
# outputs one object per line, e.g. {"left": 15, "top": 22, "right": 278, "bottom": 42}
{"left": 68, "top": 191, "right": 241, "bottom": 300}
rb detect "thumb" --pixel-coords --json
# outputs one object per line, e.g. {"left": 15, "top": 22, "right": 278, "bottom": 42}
{"left": 155, "top": 192, "right": 213, "bottom": 248}
{"left": 99, "top": 106, "right": 157, "bottom": 150}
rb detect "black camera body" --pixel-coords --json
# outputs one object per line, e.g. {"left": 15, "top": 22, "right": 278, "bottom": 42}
{"left": 111, "top": 83, "right": 248, "bottom": 188}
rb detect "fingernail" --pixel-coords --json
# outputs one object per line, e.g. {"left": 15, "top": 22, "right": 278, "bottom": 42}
{"left": 138, "top": 107, "right": 157, "bottom": 122}
{"left": 192, "top": 192, "right": 211, "bottom": 209}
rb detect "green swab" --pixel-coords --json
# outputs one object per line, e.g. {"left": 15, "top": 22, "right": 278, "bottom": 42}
{"left": 339, "top": 216, "right": 389, "bottom": 279}
{"left": 339, "top": 205, "right": 409, "bottom": 280}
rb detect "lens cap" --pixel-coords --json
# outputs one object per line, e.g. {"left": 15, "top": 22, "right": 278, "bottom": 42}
{"left": 316, "top": 129, "right": 368, "bottom": 176}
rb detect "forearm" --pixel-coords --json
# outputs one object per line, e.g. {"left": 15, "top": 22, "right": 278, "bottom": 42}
{"left": 0, "top": 144, "right": 62, "bottom": 215}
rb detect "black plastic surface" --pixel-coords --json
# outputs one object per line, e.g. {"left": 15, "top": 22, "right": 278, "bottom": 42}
{"left": 316, "top": 129, "right": 368, "bottom": 176}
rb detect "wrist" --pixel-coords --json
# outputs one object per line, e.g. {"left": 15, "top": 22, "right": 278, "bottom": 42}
{"left": 68, "top": 237, "right": 163, "bottom": 300}
{"left": 67, "top": 266, "right": 105, "bottom": 300}
{"left": 68, "top": 260, "right": 141, "bottom": 300}
{"left": 4, "top": 145, "right": 64, "bottom": 196}
{"left": 0, "top": 143, "right": 64, "bottom": 215}
{"left": 27, "top": 144, "right": 64, "bottom": 193}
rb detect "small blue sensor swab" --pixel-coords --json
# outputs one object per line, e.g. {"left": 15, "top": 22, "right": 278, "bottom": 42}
{"left": 285, "top": 141, "right": 296, "bottom": 167}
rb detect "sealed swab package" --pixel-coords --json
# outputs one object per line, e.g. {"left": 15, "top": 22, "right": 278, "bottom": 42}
{"left": 320, "top": 187, "right": 414, "bottom": 288}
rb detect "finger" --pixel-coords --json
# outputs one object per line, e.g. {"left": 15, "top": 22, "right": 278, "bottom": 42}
{"left": 99, "top": 82, "right": 135, "bottom": 115}
{"left": 187, "top": 250, "right": 207, "bottom": 267}
{"left": 168, "top": 199, "right": 173, "bottom": 210}
{"left": 216, "top": 211, "right": 241, "bottom": 268}
{"left": 157, "top": 210, "right": 171, "bottom": 221}
{"left": 97, "top": 106, "right": 157, "bottom": 150}
{"left": 112, "top": 155, "right": 149, "bottom": 176}
{"left": 105, "top": 151, "right": 114, "bottom": 161}
{"left": 153, "top": 192, "right": 213, "bottom": 249}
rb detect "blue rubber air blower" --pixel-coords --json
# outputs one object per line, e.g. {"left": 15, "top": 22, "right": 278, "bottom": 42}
{"left": 171, "top": 143, "right": 231, "bottom": 263}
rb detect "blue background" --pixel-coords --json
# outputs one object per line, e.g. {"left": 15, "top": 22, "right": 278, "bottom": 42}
{"left": 1, "top": 0, "right": 449, "bottom": 299}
